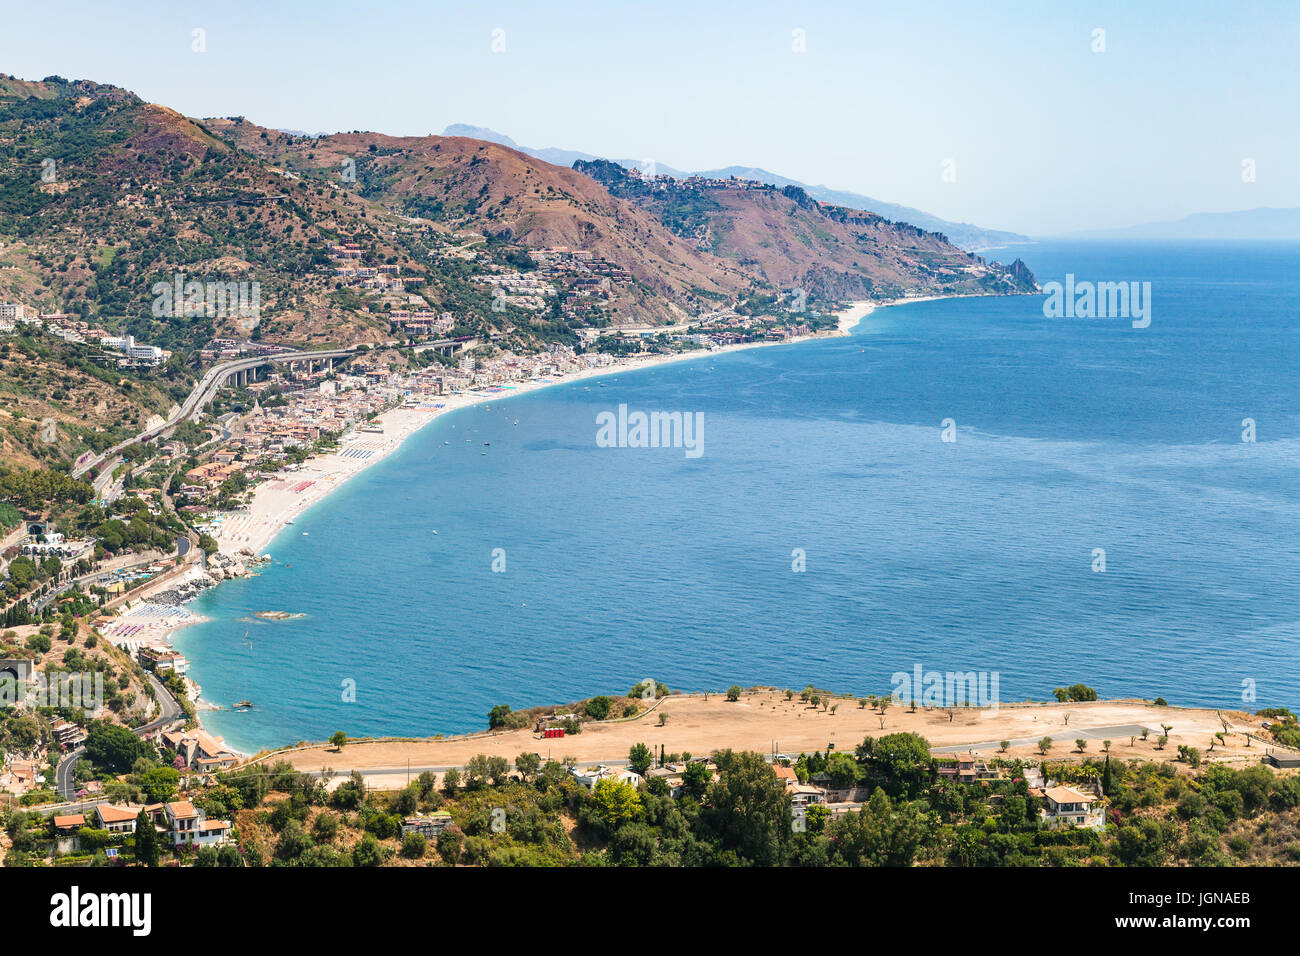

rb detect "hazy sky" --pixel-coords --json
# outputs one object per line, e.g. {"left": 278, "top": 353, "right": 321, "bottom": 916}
{"left": 4, "top": 0, "right": 1297, "bottom": 234}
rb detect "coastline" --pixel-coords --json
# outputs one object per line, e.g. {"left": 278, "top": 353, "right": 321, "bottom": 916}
{"left": 134, "top": 292, "right": 995, "bottom": 749}
{"left": 206, "top": 292, "right": 977, "bottom": 561}
{"left": 207, "top": 298, "right": 877, "bottom": 563}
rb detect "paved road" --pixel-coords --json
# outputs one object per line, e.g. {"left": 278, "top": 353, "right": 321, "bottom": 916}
{"left": 72, "top": 346, "right": 361, "bottom": 480}
{"left": 56, "top": 673, "right": 183, "bottom": 800}
{"left": 33, "top": 551, "right": 172, "bottom": 612}
{"left": 932, "top": 723, "right": 1150, "bottom": 754}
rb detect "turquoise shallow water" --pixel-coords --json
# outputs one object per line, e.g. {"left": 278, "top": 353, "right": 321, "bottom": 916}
{"left": 175, "top": 240, "right": 1300, "bottom": 753}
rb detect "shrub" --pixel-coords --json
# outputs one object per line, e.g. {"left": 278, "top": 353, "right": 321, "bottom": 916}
{"left": 401, "top": 831, "right": 427, "bottom": 859}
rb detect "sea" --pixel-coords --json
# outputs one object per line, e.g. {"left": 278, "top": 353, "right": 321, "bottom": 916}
{"left": 173, "top": 240, "right": 1300, "bottom": 753}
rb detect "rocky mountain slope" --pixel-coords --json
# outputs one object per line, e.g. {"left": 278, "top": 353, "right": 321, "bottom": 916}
{"left": 206, "top": 119, "right": 756, "bottom": 323}
{"left": 573, "top": 160, "right": 1036, "bottom": 302}
{"left": 441, "top": 123, "right": 1030, "bottom": 251}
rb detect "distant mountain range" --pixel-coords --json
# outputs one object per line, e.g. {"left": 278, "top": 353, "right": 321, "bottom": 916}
{"left": 1067, "top": 207, "right": 1300, "bottom": 240}
{"left": 442, "top": 124, "right": 1030, "bottom": 252}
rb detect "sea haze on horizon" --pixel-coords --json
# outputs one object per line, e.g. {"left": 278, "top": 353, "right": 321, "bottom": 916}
{"left": 175, "top": 240, "right": 1300, "bottom": 753}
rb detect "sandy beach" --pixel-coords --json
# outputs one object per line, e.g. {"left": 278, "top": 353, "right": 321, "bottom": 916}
{"left": 136, "top": 292, "right": 1013, "bottom": 751}
{"left": 213, "top": 291, "right": 1020, "bottom": 563}
{"left": 261, "top": 692, "right": 1282, "bottom": 788}
{"left": 208, "top": 299, "right": 880, "bottom": 562}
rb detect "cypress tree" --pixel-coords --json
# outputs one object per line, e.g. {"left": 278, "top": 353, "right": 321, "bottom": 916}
{"left": 135, "top": 808, "right": 158, "bottom": 866}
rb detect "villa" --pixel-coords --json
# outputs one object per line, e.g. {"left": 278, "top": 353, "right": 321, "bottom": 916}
{"left": 570, "top": 765, "right": 644, "bottom": 790}
{"left": 159, "top": 729, "right": 238, "bottom": 771}
{"left": 1039, "top": 786, "right": 1106, "bottom": 830}
{"left": 936, "top": 754, "right": 1003, "bottom": 784}
{"left": 145, "top": 800, "right": 232, "bottom": 848}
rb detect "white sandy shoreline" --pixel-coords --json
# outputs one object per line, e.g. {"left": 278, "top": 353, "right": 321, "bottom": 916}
{"left": 140, "top": 291, "right": 1006, "bottom": 748}
{"left": 157, "top": 292, "right": 992, "bottom": 601}
{"left": 208, "top": 299, "right": 890, "bottom": 562}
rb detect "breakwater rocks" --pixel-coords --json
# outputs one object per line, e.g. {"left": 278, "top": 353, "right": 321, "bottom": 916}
{"left": 149, "top": 574, "right": 214, "bottom": 606}
{"left": 149, "top": 549, "right": 270, "bottom": 605}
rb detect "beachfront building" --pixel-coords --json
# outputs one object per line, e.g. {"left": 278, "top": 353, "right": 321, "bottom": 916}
{"left": 1040, "top": 786, "right": 1106, "bottom": 830}
{"left": 160, "top": 729, "right": 238, "bottom": 771}
{"left": 138, "top": 645, "right": 190, "bottom": 675}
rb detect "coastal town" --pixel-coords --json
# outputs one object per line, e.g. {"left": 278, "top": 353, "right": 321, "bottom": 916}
{"left": 4, "top": 271, "right": 1299, "bottom": 870}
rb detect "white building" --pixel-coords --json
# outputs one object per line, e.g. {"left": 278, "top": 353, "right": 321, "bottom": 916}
{"left": 128, "top": 343, "right": 165, "bottom": 366}
{"left": 570, "top": 765, "right": 644, "bottom": 790}
{"left": 1040, "top": 786, "right": 1106, "bottom": 830}
{"left": 152, "top": 800, "right": 232, "bottom": 848}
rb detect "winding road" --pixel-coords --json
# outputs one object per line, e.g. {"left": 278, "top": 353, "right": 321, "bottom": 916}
{"left": 56, "top": 673, "right": 183, "bottom": 801}
{"left": 71, "top": 345, "right": 363, "bottom": 480}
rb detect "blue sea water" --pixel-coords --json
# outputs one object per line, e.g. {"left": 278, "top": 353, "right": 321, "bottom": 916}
{"left": 175, "top": 240, "right": 1300, "bottom": 753}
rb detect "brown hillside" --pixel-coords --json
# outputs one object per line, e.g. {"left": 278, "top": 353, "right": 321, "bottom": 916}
{"left": 206, "top": 119, "right": 756, "bottom": 320}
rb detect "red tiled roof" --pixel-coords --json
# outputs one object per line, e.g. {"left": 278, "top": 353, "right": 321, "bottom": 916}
{"left": 95, "top": 805, "right": 138, "bottom": 823}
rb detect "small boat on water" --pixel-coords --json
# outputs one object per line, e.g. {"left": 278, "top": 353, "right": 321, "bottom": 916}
{"left": 301, "top": 531, "right": 309, "bottom": 536}
{"left": 234, "top": 700, "right": 253, "bottom": 710}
